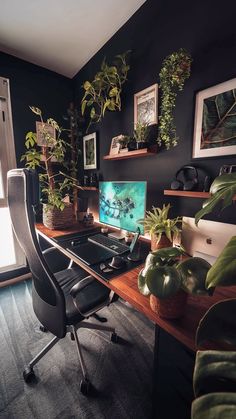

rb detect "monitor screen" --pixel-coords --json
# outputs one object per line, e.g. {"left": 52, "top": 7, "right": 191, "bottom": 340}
{"left": 99, "top": 181, "right": 146, "bottom": 234}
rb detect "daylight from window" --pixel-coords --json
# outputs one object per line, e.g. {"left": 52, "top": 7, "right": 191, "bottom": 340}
{"left": 0, "top": 208, "right": 16, "bottom": 269}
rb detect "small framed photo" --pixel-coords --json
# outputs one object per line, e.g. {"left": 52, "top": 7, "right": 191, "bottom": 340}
{"left": 109, "top": 135, "right": 121, "bottom": 155}
{"left": 83, "top": 132, "right": 97, "bottom": 170}
{"left": 193, "top": 78, "right": 236, "bottom": 158}
{"left": 36, "top": 121, "right": 56, "bottom": 147}
{"left": 134, "top": 83, "right": 158, "bottom": 126}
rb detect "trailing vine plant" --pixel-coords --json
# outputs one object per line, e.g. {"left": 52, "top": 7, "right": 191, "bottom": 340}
{"left": 158, "top": 48, "right": 192, "bottom": 149}
{"left": 81, "top": 51, "right": 130, "bottom": 131}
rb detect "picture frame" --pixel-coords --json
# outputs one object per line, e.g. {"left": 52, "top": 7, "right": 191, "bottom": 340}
{"left": 36, "top": 121, "right": 56, "bottom": 147}
{"left": 109, "top": 135, "right": 121, "bottom": 155}
{"left": 134, "top": 83, "right": 158, "bottom": 126}
{"left": 192, "top": 78, "right": 236, "bottom": 158}
{"left": 83, "top": 132, "right": 97, "bottom": 170}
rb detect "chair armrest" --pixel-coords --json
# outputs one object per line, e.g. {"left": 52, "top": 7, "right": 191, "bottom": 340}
{"left": 70, "top": 275, "right": 95, "bottom": 298}
{"left": 43, "top": 247, "right": 71, "bottom": 272}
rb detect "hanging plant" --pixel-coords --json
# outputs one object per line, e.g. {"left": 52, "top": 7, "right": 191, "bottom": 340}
{"left": 81, "top": 51, "right": 130, "bottom": 132}
{"left": 158, "top": 48, "right": 192, "bottom": 149}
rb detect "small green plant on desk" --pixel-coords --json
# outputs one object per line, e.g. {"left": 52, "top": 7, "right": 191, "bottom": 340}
{"left": 139, "top": 204, "right": 182, "bottom": 250}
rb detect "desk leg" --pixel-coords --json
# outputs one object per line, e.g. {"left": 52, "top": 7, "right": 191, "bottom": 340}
{"left": 152, "top": 325, "right": 195, "bottom": 419}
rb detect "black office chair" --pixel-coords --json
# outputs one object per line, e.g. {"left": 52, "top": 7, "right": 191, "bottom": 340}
{"left": 7, "top": 168, "right": 118, "bottom": 395}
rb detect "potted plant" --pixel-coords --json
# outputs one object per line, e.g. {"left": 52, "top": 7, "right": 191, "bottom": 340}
{"left": 138, "top": 246, "right": 211, "bottom": 318}
{"left": 128, "top": 121, "right": 150, "bottom": 151}
{"left": 81, "top": 51, "right": 130, "bottom": 132}
{"left": 118, "top": 135, "right": 132, "bottom": 152}
{"left": 158, "top": 48, "right": 192, "bottom": 149}
{"left": 21, "top": 106, "right": 74, "bottom": 229}
{"left": 139, "top": 203, "right": 182, "bottom": 250}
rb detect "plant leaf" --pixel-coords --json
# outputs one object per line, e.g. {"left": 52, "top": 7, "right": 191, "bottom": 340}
{"left": 196, "top": 298, "right": 236, "bottom": 349}
{"left": 192, "top": 392, "right": 236, "bottom": 419}
{"left": 138, "top": 269, "right": 151, "bottom": 296}
{"left": 206, "top": 236, "right": 236, "bottom": 288}
{"left": 178, "top": 257, "right": 212, "bottom": 295}
{"left": 146, "top": 265, "right": 181, "bottom": 299}
{"left": 29, "top": 106, "right": 41, "bottom": 115}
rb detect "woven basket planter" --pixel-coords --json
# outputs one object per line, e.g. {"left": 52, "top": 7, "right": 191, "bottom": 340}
{"left": 42, "top": 203, "right": 74, "bottom": 230}
{"left": 150, "top": 289, "right": 188, "bottom": 319}
{"left": 151, "top": 234, "right": 172, "bottom": 251}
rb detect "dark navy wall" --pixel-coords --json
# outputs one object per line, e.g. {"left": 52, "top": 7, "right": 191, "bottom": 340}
{"left": 0, "top": 51, "right": 73, "bottom": 165}
{"left": 73, "top": 0, "right": 236, "bottom": 224}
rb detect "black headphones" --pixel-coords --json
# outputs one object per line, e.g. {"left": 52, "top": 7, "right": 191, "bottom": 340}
{"left": 171, "top": 166, "right": 199, "bottom": 191}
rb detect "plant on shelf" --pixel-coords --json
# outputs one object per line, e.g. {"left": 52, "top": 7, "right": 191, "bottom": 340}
{"left": 139, "top": 203, "right": 182, "bottom": 250}
{"left": 128, "top": 121, "right": 150, "bottom": 150}
{"left": 118, "top": 135, "right": 132, "bottom": 151}
{"left": 21, "top": 106, "right": 75, "bottom": 229}
{"left": 158, "top": 48, "right": 192, "bottom": 149}
{"left": 81, "top": 51, "right": 130, "bottom": 132}
{"left": 138, "top": 246, "right": 211, "bottom": 319}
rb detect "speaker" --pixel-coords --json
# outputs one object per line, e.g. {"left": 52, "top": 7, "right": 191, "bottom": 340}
{"left": 171, "top": 166, "right": 198, "bottom": 191}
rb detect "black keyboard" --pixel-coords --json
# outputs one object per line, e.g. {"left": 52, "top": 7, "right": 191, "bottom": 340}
{"left": 88, "top": 234, "right": 130, "bottom": 255}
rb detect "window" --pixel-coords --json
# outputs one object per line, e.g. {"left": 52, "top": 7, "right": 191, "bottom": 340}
{"left": 0, "top": 77, "right": 26, "bottom": 274}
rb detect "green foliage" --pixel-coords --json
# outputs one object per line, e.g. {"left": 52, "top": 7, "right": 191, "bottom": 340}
{"left": 81, "top": 51, "right": 130, "bottom": 131}
{"left": 206, "top": 236, "right": 236, "bottom": 288}
{"left": 118, "top": 135, "right": 132, "bottom": 148}
{"left": 21, "top": 106, "right": 73, "bottom": 210}
{"left": 139, "top": 203, "right": 182, "bottom": 244}
{"left": 192, "top": 392, "right": 236, "bottom": 419}
{"left": 158, "top": 48, "right": 192, "bottom": 149}
{"left": 195, "top": 173, "right": 236, "bottom": 225}
{"left": 138, "top": 246, "right": 210, "bottom": 299}
{"left": 133, "top": 121, "right": 150, "bottom": 143}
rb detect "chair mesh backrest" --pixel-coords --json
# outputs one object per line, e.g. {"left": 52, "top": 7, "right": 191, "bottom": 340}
{"left": 7, "top": 169, "right": 66, "bottom": 338}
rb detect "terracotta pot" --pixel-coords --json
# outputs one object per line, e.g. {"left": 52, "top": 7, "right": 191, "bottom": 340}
{"left": 150, "top": 290, "right": 188, "bottom": 319}
{"left": 42, "top": 203, "right": 74, "bottom": 230}
{"left": 151, "top": 234, "right": 172, "bottom": 251}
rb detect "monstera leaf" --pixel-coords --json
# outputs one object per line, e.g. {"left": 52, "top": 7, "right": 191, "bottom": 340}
{"left": 196, "top": 299, "right": 236, "bottom": 349}
{"left": 195, "top": 173, "right": 236, "bottom": 225}
{"left": 206, "top": 236, "right": 236, "bottom": 288}
{"left": 192, "top": 392, "right": 236, "bottom": 419}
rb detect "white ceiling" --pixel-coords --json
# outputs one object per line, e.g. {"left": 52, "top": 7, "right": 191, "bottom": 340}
{"left": 0, "top": 0, "right": 146, "bottom": 78}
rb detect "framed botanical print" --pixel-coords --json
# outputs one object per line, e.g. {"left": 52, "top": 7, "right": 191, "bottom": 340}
{"left": 83, "top": 132, "right": 97, "bottom": 169}
{"left": 134, "top": 83, "right": 158, "bottom": 126}
{"left": 193, "top": 78, "right": 236, "bottom": 158}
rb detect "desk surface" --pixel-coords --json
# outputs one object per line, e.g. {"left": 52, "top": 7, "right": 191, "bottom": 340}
{"left": 36, "top": 222, "right": 236, "bottom": 352}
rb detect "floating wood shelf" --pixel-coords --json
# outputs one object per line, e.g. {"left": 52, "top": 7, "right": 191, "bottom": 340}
{"left": 164, "top": 189, "right": 236, "bottom": 200}
{"left": 103, "top": 147, "right": 157, "bottom": 161}
{"left": 81, "top": 187, "right": 98, "bottom": 191}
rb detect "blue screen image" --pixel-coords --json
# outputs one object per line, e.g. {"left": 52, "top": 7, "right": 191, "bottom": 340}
{"left": 99, "top": 181, "right": 146, "bottom": 234}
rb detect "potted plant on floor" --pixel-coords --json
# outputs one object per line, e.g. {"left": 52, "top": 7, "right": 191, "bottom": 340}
{"left": 21, "top": 106, "right": 75, "bottom": 229}
{"left": 139, "top": 203, "right": 182, "bottom": 250}
{"left": 138, "top": 246, "right": 211, "bottom": 318}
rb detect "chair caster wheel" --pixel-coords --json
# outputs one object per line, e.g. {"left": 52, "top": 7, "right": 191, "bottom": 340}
{"left": 39, "top": 325, "right": 47, "bottom": 332}
{"left": 80, "top": 379, "right": 91, "bottom": 396}
{"left": 70, "top": 332, "right": 75, "bottom": 341}
{"left": 23, "top": 366, "right": 36, "bottom": 383}
{"left": 111, "top": 332, "right": 119, "bottom": 343}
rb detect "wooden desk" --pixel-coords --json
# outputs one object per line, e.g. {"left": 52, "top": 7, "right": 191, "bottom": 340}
{"left": 36, "top": 222, "right": 236, "bottom": 352}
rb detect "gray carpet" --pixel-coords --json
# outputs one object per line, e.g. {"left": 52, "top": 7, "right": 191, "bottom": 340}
{"left": 0, "top": 280, "right": 154, "bottom": 419}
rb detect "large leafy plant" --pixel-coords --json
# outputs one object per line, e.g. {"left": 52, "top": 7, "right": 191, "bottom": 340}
{"left": 139, "top": 204, "right": 182, "bottom": 244}
{"left": 81, "top": 51, "right": 130, "bottom": 131}
{"left": 21, "top": 106, "right": 72, "bottom": 210}
{"left": 158, "top": 48, "right": 192, "bottom": 149}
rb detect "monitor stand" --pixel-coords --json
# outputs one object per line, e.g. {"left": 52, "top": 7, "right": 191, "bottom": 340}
{"left": 108, "top": 229, "right": 126, "bottom": 240}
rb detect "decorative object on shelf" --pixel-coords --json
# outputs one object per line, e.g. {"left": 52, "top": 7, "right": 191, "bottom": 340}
{"left": 139, "top": 204, "right": 182, "bottom": 251}
{"left": 81, "top": 51, "right": 130, "bottom": 132}
{"left": 192, "top": 78, "right": 236, "bottom": 158}
{"left": 171, "top": 165, "right": 199, "bottom": 191}
{"left": 21, "top": 106, "right": 75, "bottom": 229}
{"left": 83, "top": 212, "right": 94, "bottom": 227}
{"left": 118, "top": 135, "right": 132, "bottom": 153}
{"left": 83, "top": 132, "right": 97, "bottom": 169}
{"left": 134, "top": 83, "right": 158, "bottom": 126}
{"left": 158, "top": 48, "right": 192, "bottom": 149}
{"left": 109, "top": 135, "right": 121, "bottom": 155}
{"left": 89, "top": 172, "right": 98, "bottom": 187}
{"left": 195, "top": 172, "right": 236, "bottom": 225}
{"left": 128, "top": 121, "right": 150, "bottom": 151}
{"left": 100, "top": 224, "right": 109, "bottom": 234}
{"left": 138, "top": 247, "right": 211, "bottom": 319}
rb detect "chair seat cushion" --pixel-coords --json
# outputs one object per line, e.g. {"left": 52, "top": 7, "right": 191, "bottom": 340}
{"left": 54, "top": 267, "right": 110, "bottom": 325}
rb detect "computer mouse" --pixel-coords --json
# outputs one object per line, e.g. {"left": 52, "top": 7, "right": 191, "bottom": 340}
{"left": 109, "top": 255, "right": 126, "bottom": 270}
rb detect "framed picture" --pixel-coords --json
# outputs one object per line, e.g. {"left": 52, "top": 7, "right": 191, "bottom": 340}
{"left": 109, "top": 135, "right": 121, "bottom": 155}
{"left": 83, "top": 132, "right": 97, "bottom": 170}
{"left": 193, "top": 78, "right": 236, "bottom": 158}
{"left": 36, "top": 121, "right": 56, "bottom": 147}
{"left": 134, "top": 83, "right": 158, "bottom": 126}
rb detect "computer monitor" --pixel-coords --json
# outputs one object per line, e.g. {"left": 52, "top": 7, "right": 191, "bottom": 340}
{"left": 99, "top": 181, "right": 146, "bottom": 238}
